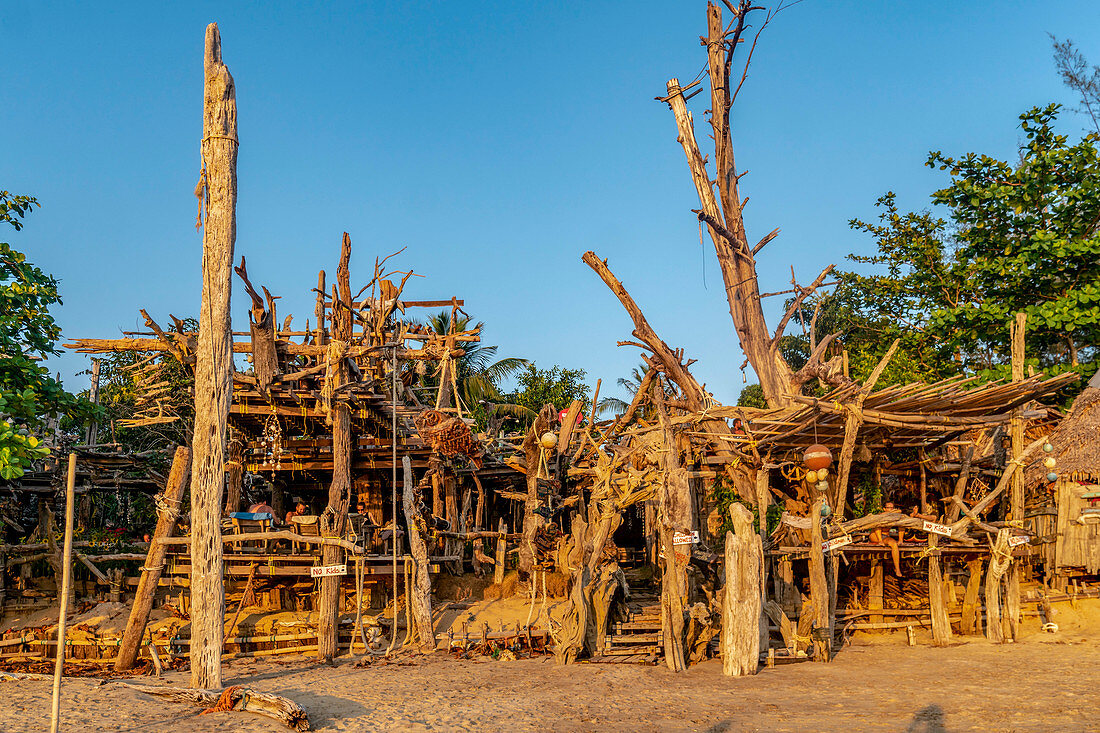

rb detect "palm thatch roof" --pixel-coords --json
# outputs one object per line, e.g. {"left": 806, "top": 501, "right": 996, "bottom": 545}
{"left": 1026, "top": 370, "right": 1100, "bottom": 484}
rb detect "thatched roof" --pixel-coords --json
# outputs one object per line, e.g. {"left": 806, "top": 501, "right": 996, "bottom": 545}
{"left": 1026, "top": 369, "right": 1100, "bottom": 483}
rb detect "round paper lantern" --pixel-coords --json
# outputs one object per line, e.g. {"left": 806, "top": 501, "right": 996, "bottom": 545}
{"left": 540, "top": 432, "right": 558, "bottom": 450}
{"left": 1044, "top": 456, "right": 1056, "bottom": 469}
{"left": 1047, "top": 472, "right": 1059, "bottom": 483}
{"left": 817, "top": 467, "right": 829, "bottom": 481}
{"left": 805, "top": 469, "right": 819, "bottom": 484}
{"left": 1043, "top": 442, "right": 1054, "bottom": 453}
{"left": 803, "top": 444, "right": 834, "bottom": 471}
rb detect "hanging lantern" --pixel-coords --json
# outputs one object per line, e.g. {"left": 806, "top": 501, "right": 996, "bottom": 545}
{"left": 820, "top": 502, "right": 832, "bottom": 518}
{"left": 803, "top": 444, "right": 833, "bottom": 471}
{"left": 540, "top": 432, "right": 558, "bottom": 450}
{"left": 805, "top": 469, "right": 819, "bottom": 484}
{"left": 1044, "top": 456, "right": 1056, "bottom": 469}
{"left": 1043, "top": 442, "right": 1054, "bottom": 453}
{"left": 1047, "top": 472, "right": 1059, "bottom": 483}
{"left": 817, "top": 466, "right": 830, "bottom": 481}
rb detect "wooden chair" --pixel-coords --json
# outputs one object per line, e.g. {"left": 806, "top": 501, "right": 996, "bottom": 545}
{"left": 229, "top": 511, "right": 273, "bottom": 552}
{"left": 291, "top": 514, "right": 320, "bottom": 554}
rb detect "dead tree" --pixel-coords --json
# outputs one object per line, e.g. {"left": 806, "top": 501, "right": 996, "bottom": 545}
{"left": 661, "top": 2, "right": 840, "bottom": 408}
{"left": 189, "top": 22, "right": 237, "bottom": 690}
{"left": 402, "top": 456, "right": 434, "bottom": 653}
{"left": 318, "top": 232, "right": 354, "bottom": 663}
{"left": 234, "top": 256, "right": 280, "bottom": 394}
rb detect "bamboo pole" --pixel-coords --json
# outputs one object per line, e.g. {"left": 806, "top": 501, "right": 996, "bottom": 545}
{"left": 116, "top": 446, "right": 191, "bottom": 671}
{"left": 189, "top": 23, "right": 237, "bottom": 690}
{"left": 49, "top": 453, "right": 77, "bottom": 733}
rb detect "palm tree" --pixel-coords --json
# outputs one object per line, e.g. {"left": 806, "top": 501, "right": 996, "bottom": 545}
{"left": 597, "top": 361, "right": 683, "bottom": 418}
{"left": 415, "top": 311, "right": 529, "bottom": 416}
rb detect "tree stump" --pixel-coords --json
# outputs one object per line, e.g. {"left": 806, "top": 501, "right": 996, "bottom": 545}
{"left": 721, "top": 504, "right": 762, "bottom": 676}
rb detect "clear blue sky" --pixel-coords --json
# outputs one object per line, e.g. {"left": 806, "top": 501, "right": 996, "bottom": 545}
{"left": 4, "top": 1, "right": 1100, "bottom": 405}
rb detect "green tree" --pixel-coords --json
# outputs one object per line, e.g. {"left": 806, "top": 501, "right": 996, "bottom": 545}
{"left": 508, "top": 363, "right": 591, "bottom": 417}
{"left": 837, "top": 106, "right": 1100, "bottom": 396}
{"left": 0, "top": 191, "right": 95, "bottom": 478}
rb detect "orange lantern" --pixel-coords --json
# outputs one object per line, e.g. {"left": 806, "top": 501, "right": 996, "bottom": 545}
{"left": 803, "top": 444, "right": 833, "bottom": 471}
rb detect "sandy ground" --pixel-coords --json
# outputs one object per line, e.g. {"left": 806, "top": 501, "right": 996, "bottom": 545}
{"left": 2, "top": 630, "right": 1097, "bottom": 733}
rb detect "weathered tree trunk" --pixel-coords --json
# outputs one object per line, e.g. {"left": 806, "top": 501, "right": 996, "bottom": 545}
{"left": 654, "top": 383, "right": 692, "bottom": 671}
{"left": 402, "top": 456, "right": 434, "bottom": 653}
{"left": 318, "top": 233, "right": 354, "bottom": 663}
{"left": 234, "top": 256, "right": 279, "bottom": 393}
{"left": 189, "top": 23, "right": 237, "bottom": 690}
{"left": 116, "top": 446, "right": 190, "bottom": 671}
{"left": 519, "top": 405, "right": 554, "bottom": 576}
{"left": 223, "top": 438, "right": 243, "bottom": 517}
{"left": 721, "top": 504, "right": 762, "bottom": 676}
{"left": 868, "top": 559, "right": 883, "bottom": 625}
{"left": 961, "top": 558, "right": 983, "bottom": 635}
{"left": 985, "top": 530, "right": 1011, "bottom": 644}
{"left": 1005, "top": 312, "right": 1026, "bottom": 642}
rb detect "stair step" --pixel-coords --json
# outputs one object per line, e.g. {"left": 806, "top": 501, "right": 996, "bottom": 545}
{"left": 599, "top": 645, "right": 663, "bottom": 656}
{"left": 615, "top": 621, "right": 661, "bottom": 632}
{"left": 608, "top": 632, "right": 661, "bottom": 645}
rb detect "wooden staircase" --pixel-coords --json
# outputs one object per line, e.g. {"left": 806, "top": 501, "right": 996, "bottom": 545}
{"left": 593, "top": 593, "right": 662, "bottom": 664}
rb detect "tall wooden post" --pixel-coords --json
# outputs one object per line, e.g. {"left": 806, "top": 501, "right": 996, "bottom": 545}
{"left": 318, "top": 233, "right": 353, "bottom": 663}
{"left": 808, "top": 494, "right": 830, "bottom": 662}
{"left": 116, "top": 447, "right": 190, "bottom": 671}
{"left": 49, "top": 454, "right": 76, "bottom": 733}
{"left": 189, "top": 23, "right": 237, "bottom": 690}
{"left": 84, "top": 358, "right": 101, "bottom": 446}
{"left": 1005, "top": 312, "right": 1026, "bottom": 641}
{"left": 402, "top": 456, "right": 434, "bottom": 653}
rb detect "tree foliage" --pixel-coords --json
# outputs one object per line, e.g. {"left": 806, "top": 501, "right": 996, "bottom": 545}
{"left": 0, "top": 191, "right": 96, "bottom": 478}
{"left": 508, "top": 363, "right": 591, "bottom": 416}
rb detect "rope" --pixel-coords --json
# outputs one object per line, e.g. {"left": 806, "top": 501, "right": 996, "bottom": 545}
{"left": 200, "top": 685, "right": 242, "bottom": 715}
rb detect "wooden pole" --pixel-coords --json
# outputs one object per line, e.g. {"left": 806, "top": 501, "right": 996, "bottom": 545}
{"left": 189, "top": 23, "right": 237, "bottom": 690}
{"left": 868, "top": 559, "right": 883, "bottom": 625}
{"left": 961, "top": 558, "right": 983, "bottom": 635}
{"left": 494, "top": 519, "right": 506, "bottom": 585}
{"left": 1006, "top": 312, "right": 1026, "bottom": 641}
{"left": 928, "top": 533, "right": 952, "bottom": 645}
{"left": 808, "top": 494, "right": 830, "bottom": 662}
{"left": 49, "top": 453, "right": 76, "bottom": 733}
{"left": 83, "top": 358, "right": 101, "bottom": 446}
{"left": 318, "top": 233, "right": 354, "bottom": 663}
{"left": 116, "top": 446, "right": 191, "bottom": 671}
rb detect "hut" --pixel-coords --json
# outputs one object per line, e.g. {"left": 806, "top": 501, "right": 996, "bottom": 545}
{"left": 1027, "top": 369, "right": 1100, "bottom": 582}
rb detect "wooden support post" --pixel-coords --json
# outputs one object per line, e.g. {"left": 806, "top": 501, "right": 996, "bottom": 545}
{"left": 84, "top": 358, "right": 101, "bottom": 446}
{"left": 494, "top": 519, "right": 506, "bottom": 585}
{"left": 116, "top": 446, "right": 191, "bottom": 671}
{"left": 403, "top": 456, "right": 434, "bottom": 653}
{"left": 985, "top": 530, "right": 1011, "bottom": 644}
{"left": 961, "top": 558, "right": 983, "bottom": 635}
{"left": 654, "top": 383, "right": 692, "bottom": 672}
{"left": 721, "top": 504, "right": 762, "bottom": 676}
{"left": 1006, "top": 312, "right": 1026, "bottom": 642}
{"left": 189, "top": 23, "right": 237, "bottom": 691}
{"left": 868, "top": 559, "right": 883, "bottom": 626}
{"left": 318, "top": 233, "right": 354, "bottom": 663}
{"left": 928, "top": 535, "right": 952, "bottom": 645}
{"left": 519, "top": 405, "right": 553, "bottom": 576}
{"left": 808, "top": 495, "right": 830, "bottom": 662}
{"left": 49, "top": 454, "right": 76, "bottom": 733}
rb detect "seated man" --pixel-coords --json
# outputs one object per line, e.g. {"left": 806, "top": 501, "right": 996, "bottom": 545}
{"left": 247, "top": 499, "right": 275, "bottom": 518}
{"left": 869, "top": 501, "right": 904, "bottom": 576}
{"left": 285, "top": 500, "right": 308, "bottom": 526}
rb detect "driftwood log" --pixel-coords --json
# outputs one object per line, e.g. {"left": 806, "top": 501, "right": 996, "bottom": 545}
{"left": 721, "top": 504, "right": 762, "bottom": 676}
{"left": 985, "top": 529, "right": 1011, "bottom": 643}
{"left": 117, "top": 682, "right": 309, "bottom": 731}
{"left": 189, "top": 22, "right": 237, "bottom": 690}
{"left": 116, "top": 446, "right": 191, "bottom": 671}
{"left": 519, "top": 405, "right": 554, "bottom": 576}
{"left": 402, "top": 456, "right": 435, "bottom": 653}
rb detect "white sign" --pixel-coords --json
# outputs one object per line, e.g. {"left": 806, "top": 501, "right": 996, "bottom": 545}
{"left": 922, "top": 520, "right": 953, "bottom": 538}
{"left": 673, "top": 530, "right": 700, "bottom": 546}
{"left": 1008, "top": 534, "right": 1030, "bottom": 547}
{"left": 822, "top": 535, "right": 853, "bottom": 553}
{"left": 310, "top": 564, "right": 347, "bottom": 578}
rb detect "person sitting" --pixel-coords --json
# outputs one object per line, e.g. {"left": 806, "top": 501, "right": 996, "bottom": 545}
{"left": 285, "top": 500, "right": 308, "bottom": 526}
{"left": 248, "top": 499, "right": 275, "bottom": 518}
{"left": 869, "top": 501, "right": 904, "bottom": 576}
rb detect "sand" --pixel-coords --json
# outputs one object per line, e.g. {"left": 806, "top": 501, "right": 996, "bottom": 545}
{"left": 2, "top": 600, "right": 1097, "bottom": 732}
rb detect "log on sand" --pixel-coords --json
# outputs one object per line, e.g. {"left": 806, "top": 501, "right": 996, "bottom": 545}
{"left": 116, "top": 682, "right": 309, "bottom": 731}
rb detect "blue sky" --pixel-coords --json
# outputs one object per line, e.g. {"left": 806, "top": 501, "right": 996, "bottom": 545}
{"left": 4, "top": 1, "right": 1100, "bottom": 405}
